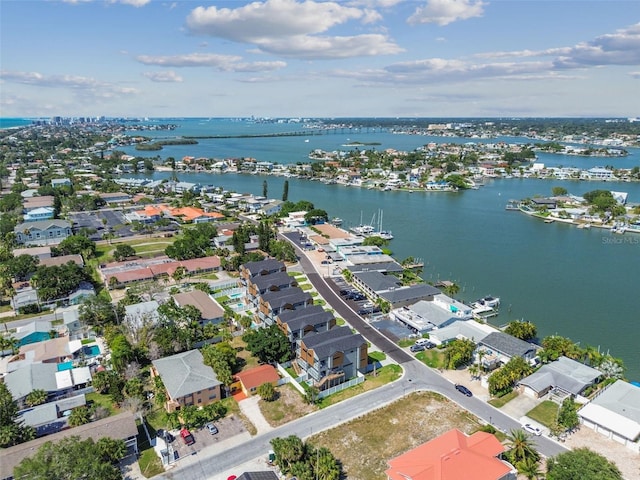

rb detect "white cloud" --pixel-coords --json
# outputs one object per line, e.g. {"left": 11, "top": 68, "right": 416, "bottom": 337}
{"left": 407, "top": 0, "right": 485, "bottom": 26}
{"left": 136, "top": 53, "right": 242, "bottom": 67}
{"left": 257, "top": 34, "right": 402, "bottom": 59}
{"left": 629, "top": 71, "right": 640, "bottom": 79}
{"left": 185, "top": 0, "right": 400, "bottom": 59}
{"left": 143, "top": 71, "right": 183, "bottom": 82}
{"left": 135, "top": 53, "right": 287, "bottom": 72}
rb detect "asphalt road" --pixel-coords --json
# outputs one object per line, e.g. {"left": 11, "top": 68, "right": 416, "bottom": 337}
{"left": 158, "top": 231, "right": 567, "bottom": 479}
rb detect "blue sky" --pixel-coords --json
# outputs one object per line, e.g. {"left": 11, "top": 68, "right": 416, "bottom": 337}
{"left": 1, "top": 0, "right": 639, "bottom": 118}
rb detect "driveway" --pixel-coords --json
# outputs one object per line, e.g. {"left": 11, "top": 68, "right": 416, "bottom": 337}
{"left": 238, "top": 395, "right": 273, "bottom": 434}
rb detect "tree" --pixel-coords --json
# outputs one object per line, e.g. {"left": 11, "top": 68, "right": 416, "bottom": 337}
{"left": 505, "top": 429, "right": 539, "bottom": 466}
{"left": 113, "top": 243, "right": 135, "bottom": 262}
{"left": 242, "top": 324, "right": 291, "bottom": 364}
{"left": 108, "top": 334, "right": 135, "bottom": 372}
{"left": 504, "top": 320, "right": 537, "bottom": 341}
{"left": 552, "top": 186, "right": 568, "bottom": 196}
{"left": 13, "top": 436, "right": 125, "bottom": 480}
{"left": 518, "top": 456, "right": 544, "bottom": 480}
{"left": 263, "top": 179, "right": 268, "bottom": 198}
{"left": 6, "top": 254, "right": 39, "bottom": 281}
{"left": 444, "top": 338, "right": 475, "bottom": 369}
{"left": 270, "top": 435, "right": 306, "bottom": 473}
{"left": 55, "top": 234, "right": 97, "bottom": 258}
{"left": 25, "top": 389, "right": 48, "bottom": 407}
{"left": 282, "top": 180, "right": 289, "bottom": 201}
{"left": 68, "top": 406, "right": 92, "bottom": 427}
{"left": 257, "top": 382, "right": 277, "bottom": 401}
{"left": 79, "top": 295, "right": 117, "bottom": 332}
{"left": 557, "top": 397, "right": 579, "bottom": 430}
{"left": 546, "top": 447, "right": 622, "bottom": 480}
{"left": 0, "top": 383, "right": 35, "bottom": 448}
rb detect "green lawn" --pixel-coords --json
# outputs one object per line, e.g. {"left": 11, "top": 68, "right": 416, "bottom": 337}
{"left": 488, "top": 390, "right": 519, "bottom": 408}
{"left": 368, "top": 351, "right": 387, "bottom": 362}
{"left": 526, "top": 400, "right": 559, "bottom": 427}
{"left": 85, "top": 392, "right": 119, "bottom": 416}
{"left": 138, "top": 448, "right": 164, "bottom": 478}
{"left": 299, "top": 283, "right": 313, "bottom": 291}
{"left": 416, "top": 349, "right": 446, "bottom": 369}
{"left": 335, "top": 318, "right": 346, "bottom": 326}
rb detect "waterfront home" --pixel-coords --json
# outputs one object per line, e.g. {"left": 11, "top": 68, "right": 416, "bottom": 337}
{"left": 151, "top": 349, "right": 222, "bottom": 413}
{"left": 14, "top": 219, "right": 72, "bottom": 246}
{"left": 275, "top": 305, "right": 336, "bottom": 348}
{"left": 428, "top": 319, "right": 495, "bottom": 347}
{"left": 259, "top": 199, "right": 284, "bottom": 216}
{"left": 296, "top": 325, "right": 368, "bottom": 390}
{"left": 232, "top": 364, "right": 280, "bottom": 398}
{"left": 578, "top": 380, "right": 640, "bottom": 452}
{"left": 172, "top": 289, "right": 224, "bottom": 325}
{"left": 0, "top": 412, "right": 139, "bottom": 479}
{"left": 476, "top": 332, "right": 538, "bottom": 370}
{"left": 385, "top": 428, "right": 517, "bottom": 480}
{"left": 530, "top": 197, "right": 557, "bottom": 209}
{"left": 517, "top": 356, "right": 601, "bottom": 400}
{"left": 390, "top": 293, "right": 472, "bottom": 335}
{"left": 581, "top": 166, "right": 615, "bottom": 180}
{"left": 350, "top": 270, "right": 439, "bottom": 308}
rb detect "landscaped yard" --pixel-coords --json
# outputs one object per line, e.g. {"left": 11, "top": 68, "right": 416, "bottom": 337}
{"left": 310, "top": 391, "right": 482, "bottom": 480}
{"left": 317, "top": 364, "right": 402, "bottom": 408}
{"left": 368, "top": 351, "right": 387, "bottom": 362}
{"left": 231, "top": 336, "right": 260, "bottom": 371}
{"left": 526, "top": 400, "right": 559, "bottom": 427}
{"left": 488, "top": 390, "right": 519, "bottom": 408}
{"left": 85, "top": 392, "right": 120, "bottom": 417}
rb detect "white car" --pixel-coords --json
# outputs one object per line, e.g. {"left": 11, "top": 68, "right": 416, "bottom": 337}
{"left": 522, "top": 423, "right": 542, "bottom": 436}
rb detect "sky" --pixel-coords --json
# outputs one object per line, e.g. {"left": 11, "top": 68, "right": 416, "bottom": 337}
{"left": 1, "top": 0, "right": 639, "bottom": 118}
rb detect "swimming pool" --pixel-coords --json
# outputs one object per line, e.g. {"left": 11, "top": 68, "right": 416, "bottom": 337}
{"left": 57, "top": 361, "right": 73, "bottom": 371}
{"left": 229, "top": 292, "right": 243, "bottom": 300}
{"left": 83, "top": 345, "right": 101, "bottom": 357}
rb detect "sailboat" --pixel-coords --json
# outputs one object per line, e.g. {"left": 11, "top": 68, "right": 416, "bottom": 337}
{"left": 373, "top": 209, "right": 394, "bottom": 240}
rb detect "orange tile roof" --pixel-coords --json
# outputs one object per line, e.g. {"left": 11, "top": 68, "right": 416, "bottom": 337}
{"left": 235, "top": 364, "right": 280, "bottom": 390}
{"left": 385, "top": 429, "right": 511, "bottom": 480}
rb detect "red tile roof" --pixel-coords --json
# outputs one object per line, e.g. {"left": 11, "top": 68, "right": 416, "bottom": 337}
{"left": 235, "top": 365, "right": 280, "bottom": 391}
{"left": 385, "top": 429, "right": 511, "bottom": 480}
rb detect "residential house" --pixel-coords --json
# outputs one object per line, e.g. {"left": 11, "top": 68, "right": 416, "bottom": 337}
{"left": 99, "top": 192, "right": 131, "bottom": 204}
{"left": 275, "top": 305, "right": 335, "bottom": 347}
{"left": 12, "top": 246, "right": 51, "bottom": 260}
{"left": 296, "top": 326, "right": 368, "bottom": 390}
{"left": 390, "top": 293, "right": 471, "bottom": 335}
{"left": 51, "top": 178, "right": 72, "bottom": 188}
{"left": 385, "top": 429, "right": 517, "bottom": 480}
{"left": 151, "top": 349, "right": 222, "bottom": 413}
{"left": 351, "top": 270, "right": 440, "bottom": 308}
{"left": 234, "top": 364, "right": 280, "bottom": 397}
{"left": 257, "top": 287, "right": 313, "bottom": 326}
{"left": 13, "top": 320, "right": 53, "bottom": 346}
{"left": 19, "top": 394, "right": 87, "bottom": 437}
{"left": 173, "top": 289, "right": 224, "bottom": 325}
{"left": 428, "top": 319, "right": 495, "bottom": 347}
{"left": 39, "top": 254, "right": 84, "bottom": 268}
{"left": 240, "top": 259, "right": 287, "bottom": 288}
{"left": 14, "top": 219, "right": 72, "bottom": 245}
{"left": 476, "top": 332, "right": 538, "bottom": 370}
{"left": 246, "top": 271, "right": 297, "bottom": 306}
{"left": 23, "top": 195, "right": 54, "bottom": 212}
{"left": 0, "top": 412, "right": 139, "bottom": 480}
{"left": 23, "top": 206, "right": 55, "bottom": 222}
{"left": 11, "top": 285, "right": 39, "bottom": 311}
{"left": 578, "top": 380, "right": 640, "bottom": 452}
{"left": 235, "top": 473, "right": 278, "bottom": 480}
{"left": 518, "top": 356, "right": 601, "bottom": 399}
{"left": 18, "top": 336, "right": 81, "bottom": 364}
{"left": 124, "top": 300, "right": 160, "bottom": 330}
{"left": 259, "top": 200, "right": 283, "bottom": 216}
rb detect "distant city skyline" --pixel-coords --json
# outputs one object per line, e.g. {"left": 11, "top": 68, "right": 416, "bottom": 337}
{"left": 1, "top": 0, "right": 639, "bottom": 118}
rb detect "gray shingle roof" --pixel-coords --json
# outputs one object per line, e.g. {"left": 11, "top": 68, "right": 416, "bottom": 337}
{"left": 5, "top": 363, "right": 59, "bottom": 400}
{"left": 243, "top": 259, "right": 285, "bottom": 277}
{"left": 277, "top": 305, "right": 334, "bottom": 332}
{"left": 379, "top": 283, "right": 440, "bottom": 304}
{"left": 14, "top": 219, "right": 71, "bottom": 232}
{"left": 237, "top": 472, "right": 279, "bottom": 480}
{"left": 302, "top": 326, "right": 366, "bottom": 359}
{"left": 250, "top": 271, "right": 296, "bottom": 291}
{"left": 479, "top": 331, "right": 537, "bottom": 358}
{"left": 260, "top": 287, "right": 312, "bottom": 309}
{"left": 519, "top": 356, "right": 601, "bottom": 395}
{"left": 353, "top": 270, "right": 400, "bottom": 291}
{"left": 152, "top": 349, "right": 220, "bottom": 400}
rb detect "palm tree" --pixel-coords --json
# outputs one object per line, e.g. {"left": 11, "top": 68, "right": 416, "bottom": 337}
{"left": 506, "top": 429, "right": 539, "bottom": 465}
{"left": 518, "top": 456, "right": 543, "bottom": 480}
{"left": 25, "top": 389, "right": 48, "bottom": 407}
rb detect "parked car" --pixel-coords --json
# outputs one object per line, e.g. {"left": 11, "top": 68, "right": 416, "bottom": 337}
{"left": 206, "top": 423, "right": 218, "bottom": 435}
{"left": 410, "top": 344, "right": 425, "bottom": 352}
{"left": 180, "top": 428, "right": 195, "bottom": 446}
{"left": 522, "top": 423, "right": 542, "bottom": 436}
{"left": 455, "top": 384, "right": 473, "bottom": 397}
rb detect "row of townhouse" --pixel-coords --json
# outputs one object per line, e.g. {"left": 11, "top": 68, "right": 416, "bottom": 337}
{"left": 239, "top": 258, "right": 368, "bottom": 390}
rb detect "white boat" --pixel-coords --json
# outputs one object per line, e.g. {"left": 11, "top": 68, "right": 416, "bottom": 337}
{"left": 330, "top": 217, "right": 343, "bottom": 226}
{"left": 474, "top": 296, "right": 500, "bottom": 309}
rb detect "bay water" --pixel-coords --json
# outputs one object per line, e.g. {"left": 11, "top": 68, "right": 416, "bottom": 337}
{"left": 117, "top": 118, "right": 640, "bottom": 380}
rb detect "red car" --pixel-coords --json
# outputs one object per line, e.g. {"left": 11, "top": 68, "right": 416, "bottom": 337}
{"left": 180, "top": 428, "right": 195, "bottom": 446}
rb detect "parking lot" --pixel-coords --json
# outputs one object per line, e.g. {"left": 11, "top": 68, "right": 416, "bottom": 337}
{"left": 164, "top": 415, "right": 248, "bottom": 461}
